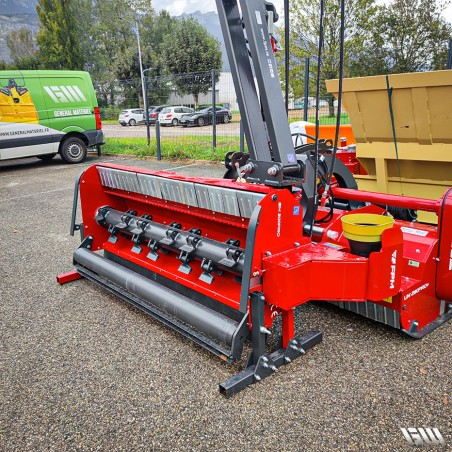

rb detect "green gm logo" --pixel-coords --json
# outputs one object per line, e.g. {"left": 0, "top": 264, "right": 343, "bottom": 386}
{"left": 44, "top": 85, "right": 87, "bottom": 103}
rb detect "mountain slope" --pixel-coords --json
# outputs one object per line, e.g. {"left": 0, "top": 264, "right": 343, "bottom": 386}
{"left": 0, "top": 0, "right": 37, "bottom": 15}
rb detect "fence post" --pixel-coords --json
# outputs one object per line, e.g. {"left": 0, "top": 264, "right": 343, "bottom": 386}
{"left": 303, "top": 57, "right": 310, "bottom": 122}
{"left": 156, "top": 120, "right": 161, "bottom": 160}
{"left": 212, "top": 69, "right": 217, "bottom": 151}
{"left": 240, "top": 119, "right": 245, "bottom": 153}
{"left": 144, "top": 75, "right": 151, "bottom": 146}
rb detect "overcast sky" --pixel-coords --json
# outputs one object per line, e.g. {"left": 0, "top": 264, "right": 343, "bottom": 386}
{"left": 154, "top": 0, "right": 452, "bottom": 23}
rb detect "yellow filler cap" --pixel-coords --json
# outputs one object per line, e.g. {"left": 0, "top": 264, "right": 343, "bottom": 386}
{"left": 341, "top": 213, "right": 394, "bottom": 243}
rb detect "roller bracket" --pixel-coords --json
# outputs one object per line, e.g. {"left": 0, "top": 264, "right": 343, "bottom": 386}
{"left": 178, "top": 231, "right": 202, "bottom": 274}
{"left": 130, "top": 217, "right": 152, "bottom": 254}
{"left": 160, "top": 223, "right": 182, "bottom": 246}
{"left": 108, "top": 212, "right": 134, "bottom": 243}
{"left": 226, "top": 238, "right": 241, "bottom": 247}
{"left": 147, "top": 239, "right": 160, "bottom": 261}
{"left": 219, "top": 247, "right": 243, "bottom": 268}
{"left": 178, "top": 250, "right": 193, "bottom": 274}
{"left": 200, "top": 258, "right": 215, "bottom": 284}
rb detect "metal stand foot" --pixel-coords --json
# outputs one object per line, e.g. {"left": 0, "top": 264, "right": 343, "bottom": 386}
{"left": 219, "top": 330, "right": 322, "bottom": 398}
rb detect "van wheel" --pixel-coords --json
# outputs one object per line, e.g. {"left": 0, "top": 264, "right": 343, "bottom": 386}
{"left": 37, "top": 153, "right": 57, "bottom": 161}
{"left": 60, "top": 137, "right": 87, "bottom": 163}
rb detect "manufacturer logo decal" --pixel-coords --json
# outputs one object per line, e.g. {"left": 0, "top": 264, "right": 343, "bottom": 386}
{"left": 401, "top": 427, "right": 445, "bottom": 446}
{"left": 276, "top": 202, "right": 282, "bottom": 237}
{"left": 403, "top": 283, "right": 429, "bottom": 301}
{"left": 389, "top": 250, "right": 397, "bottom": 289}
{"left": 44, "top": 85, "right": 87, "bottom": 103}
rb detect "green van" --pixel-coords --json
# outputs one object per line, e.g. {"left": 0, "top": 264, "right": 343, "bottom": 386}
{"left": 0, "top": 70, "right": 103, "bottom": 163}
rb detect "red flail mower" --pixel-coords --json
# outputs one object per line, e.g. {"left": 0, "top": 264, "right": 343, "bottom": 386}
{"left": 58, "top": 0, "right": 452, "bottom": 397}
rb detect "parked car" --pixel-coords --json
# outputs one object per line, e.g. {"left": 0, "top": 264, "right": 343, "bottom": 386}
{"left": 119, "top": 109, "right": 144, "bottom": 126}
{"left": 308, "top": 99, "right": 328, "bottom": 108}
{"left": 146, "top": 105, "right": 169, "bottom": 124}
{"left": 179, "top": 106, "right": 232, "bottom": 127}
{"left": 158, "top": 106, "right": 195, "bottom": 126}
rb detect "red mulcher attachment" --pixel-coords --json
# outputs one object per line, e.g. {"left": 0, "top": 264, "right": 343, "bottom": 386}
{"left": 59, "top": 163, "right": 452, "bottom": 396}
{"left": 58, "top": 0, "right": 452, "bottom": 396}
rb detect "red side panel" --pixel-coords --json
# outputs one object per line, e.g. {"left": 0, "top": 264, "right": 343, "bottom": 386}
{"left": 436, "top": 188, "right": 452, "bottom": 301}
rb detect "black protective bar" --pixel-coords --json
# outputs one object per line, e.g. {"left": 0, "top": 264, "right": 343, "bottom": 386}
{"left": 70, "top": 170, "right": 85, "bottom": 239}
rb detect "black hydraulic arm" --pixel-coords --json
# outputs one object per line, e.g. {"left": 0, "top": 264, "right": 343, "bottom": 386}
{"left": 216, "top": 0, "right": 299, "bottom": 179}
{"left": 217, "top": 0, "right": 316, "bottom": 224}
{"left": 216, "top": 0, "right": 271, "bottom": 162}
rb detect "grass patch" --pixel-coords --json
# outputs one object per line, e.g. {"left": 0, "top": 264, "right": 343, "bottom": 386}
{"left": 103, "top": 136, "right": 243, "bottom": 161}
{"left": 288, "top": 112, "right": 350, "bottom": 125}
{"left": 102, "top": 114, "right": 349, "bottom": 161}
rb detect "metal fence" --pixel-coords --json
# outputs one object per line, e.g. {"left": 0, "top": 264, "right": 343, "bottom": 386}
{"left": 95, "top": 68, "right": 349, "bottom": 160}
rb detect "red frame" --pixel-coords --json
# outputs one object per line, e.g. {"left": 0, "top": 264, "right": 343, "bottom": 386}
{"left": 72, "top": 163, "right": 452, "bottom": 345}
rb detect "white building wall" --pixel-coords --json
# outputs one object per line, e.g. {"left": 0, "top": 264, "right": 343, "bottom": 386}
{"left": 168, "top": 72, "right": 239, "bottom": 110}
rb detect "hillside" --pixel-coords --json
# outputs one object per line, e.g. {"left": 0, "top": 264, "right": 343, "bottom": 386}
{"left": 0, "top": 7, "right": 229, "bottom": 70}
{"left": 0, "top": 0, "right": 37, "bottom": 14}
{"left": 0, "top": 14, "right": 39, "bottom": 63}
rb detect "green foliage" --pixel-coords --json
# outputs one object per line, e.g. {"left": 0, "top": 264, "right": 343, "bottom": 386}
{"left": 5, "top": 27, "right": 40, "bottom": 69}
{"left": 141, "top": 10, "right": 178, "bottom": 70}
{"left": 161, "top": 17, "right": 222, "bottom": 107}
{"left": 100, "top": 105, "right": 123, "bottom": 120}
{"left": 280, "top": 0, "right": 377, "bottom": 105}
{"left": 359, "top": 0, "right": 452, "bottom": 74}
{"left": 36, "top": 0, "right": 84, "bottom": 69}
{"left": 103, "top": 136, "right": 237, "bottom": 161}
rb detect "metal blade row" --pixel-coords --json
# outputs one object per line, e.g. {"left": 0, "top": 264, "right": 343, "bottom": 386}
{"left": 97, "top": 166, "right": 264, "bottom": 218}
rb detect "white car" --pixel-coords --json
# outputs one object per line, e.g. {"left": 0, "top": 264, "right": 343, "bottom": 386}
{"left": 158, "top": 106, "right": 194, "bottom": 126}
{"left": 308, "top": 99, "right": 329, "bottom": 108}
{"left": 119, "top": 109, "right": 144, "bottom": 126}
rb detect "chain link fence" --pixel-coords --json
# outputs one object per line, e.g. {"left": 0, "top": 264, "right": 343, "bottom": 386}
{"left": 95, "top": 68, "right": 348, "bottom": 160}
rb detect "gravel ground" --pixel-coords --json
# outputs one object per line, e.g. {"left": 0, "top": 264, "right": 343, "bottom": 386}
{"left": 0, "top": 154, "right": 450, "bottom": 451}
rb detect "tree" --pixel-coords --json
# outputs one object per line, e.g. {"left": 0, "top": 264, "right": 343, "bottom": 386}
{"left": 86, "top": 0, "right": 139, "bottom": 106}
{"left": 6, "top": 28, "right": 40, "bottom": 69}
{"left": 161, "top": 17, "right": 222, "bottom": 107}
{"left": 36, "top": 0, "right": 84, "bottom": 70}
{"left": 282, "top": 0, "right": 378, "bottom": 115}
{"left": 360, "top": 0, "right": 452, "bottom": 74}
